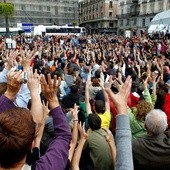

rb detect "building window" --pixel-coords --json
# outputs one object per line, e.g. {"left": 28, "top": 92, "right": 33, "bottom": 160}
{"left": 39, "top": 6, "right": 42, "bottom": 11}
{"left": 127, "top": 7, "right": 130, "bottom": 14}
{"left": 109, "top": 22, "right": 113, "bottom": 27}
{"left": 96, "top": 4, "right": 98, "bottom": 10}
{"left": 109, "top": 12, "right": 112, "bottom": 17}
{"left": 21, "top": 5, "right": 26, "bottom": 10}
{"left": 134, "top": 18, "right": 137, "bottom": 25}
{"left": 109, "top": 1, "right": 113, "bottom": 8}
{"left": 142, "top": 18, "right": 145, "bottom": 26}
{"left": 47, "top": 6, "right": 50, "bottom": 11}
{"left": 64, "top": 7, "right": 67, "bottom": 12}
{"left": 127, "top": 19, "right": 129, "bottom": 25}
{"left": 120, "top": 20, "right": 123, "bottom": 26}
{"left": 121, "top": 8, "right": 123, "bottom": 15}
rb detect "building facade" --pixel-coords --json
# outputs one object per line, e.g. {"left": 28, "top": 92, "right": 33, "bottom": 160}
{"left": 0, "top": 0, "right": 79, "bottom": 27}
{"left": 117, "top": 0, "right": 169, "bottom": 35}
{"left": 79, "top": 0, "right": 118, "bottom": 34}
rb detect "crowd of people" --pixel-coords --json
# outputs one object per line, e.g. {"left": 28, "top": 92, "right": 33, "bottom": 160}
{"left": 0, "top": 32, "right": 170, "bottom": 170}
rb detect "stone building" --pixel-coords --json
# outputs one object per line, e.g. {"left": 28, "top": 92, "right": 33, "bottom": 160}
{"left": 0, "top": 0, "right": 79, "bottom": 27}
{"left": 79, "top": 0, "right": 118, "bottom": 34}
{"left": 117, "top": 0, "right": 169, "bottom": 35}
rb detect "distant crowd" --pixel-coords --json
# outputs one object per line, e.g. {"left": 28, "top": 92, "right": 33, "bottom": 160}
{"left": 0, "top": 32, "right": 169, "bottom": 170}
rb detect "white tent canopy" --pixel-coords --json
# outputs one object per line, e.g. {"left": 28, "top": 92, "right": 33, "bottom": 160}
{"left": 148, "top": 10, "right": 170, "bottom": 34}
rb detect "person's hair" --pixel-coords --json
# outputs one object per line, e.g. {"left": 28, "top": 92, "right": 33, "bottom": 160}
{"left": 145, "top": 109, "right": 167, "bottom": 136}
{"left": 75, "top": 76, "right": 82, "bottom": 87}
{"left": 68, "top": 67, "right": 75, "bottom": 76}
{"left": 95, "top": 100, "right": 105, "bottom": 114}
{"left": 109, "top": 62, "right": 113, "bottom": 69}
{"left": 88, "top": 114, "right": 101, "bottom": 131}
{"left": 70, "top": 84, "right": 79, "bottom": 94}
{"left": 95, "top": 69, "right": 101, "bottom": 78}
{"left": 154, "top": 89, "right": 166, "bottom": 110}
{"left": 0, "top": 83, "right": 7, "bottom": 95}
{"left": 0, "top": 108, "right": 35, "bottom": 169}
{"left": 136, "top": 100, "right": 153, "bottom": 121}
{"left": 131, "top": 81, "right": 138, "bottom": 93}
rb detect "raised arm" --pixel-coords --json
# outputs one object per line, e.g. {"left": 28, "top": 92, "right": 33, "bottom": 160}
{"left": 34, "top": 101, "right": 49, "bottom": 148}
{"left": 0, "top": 70, "right": 22, "bottom": 112}
{"left": 103, "top": 128, "right": 116, "bottom": 165}
{"left": 85, "top": 78, "right": 92, "bottom": 115}
{"left": 106, "top": 76, "right": 133, "bottom": 170}
{"left": 0, "top": 50, "right": 18, "bottom": 83}
{"left": 143, "top": 77, "right": 152, "bottom": 105}
{"left": 100, "top": 82, "right": 110, "bottom": 113}
{"left": 27, "top": 68, "right": 43, "bottom": 124}
{"left": 72, "top": 123, "right": 88, "bottom": 170}
{"left": 36, "top": 74, "right": 71, "bottom": 170}
{"left": 68, "top": 104, "right": 79, "bottom": 162}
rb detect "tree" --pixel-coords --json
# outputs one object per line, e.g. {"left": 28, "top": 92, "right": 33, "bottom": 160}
{"left": 0, "top": 2, "right": 14, "bottom": 37}
{"left": 0, "top": 2, "right": 14, "bottom": 16}
{"left": 72, "top": 21, "right": 77, "bottom": 27}
{"left": 72, "top": 21, "right": 77, "bottom": 34}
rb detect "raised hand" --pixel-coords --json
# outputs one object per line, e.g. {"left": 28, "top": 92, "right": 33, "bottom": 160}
{"left": 27, "top": 68, "right": 43, "bottom": 124}
{"left": 105, "top": 76, "right": 132, "bottom": 114}
{"left": 117, "top": 72, "right": 123, "bottom": 85}
{"left": 69, "top": 103, "right": 79, "bottom": 120}
{"left": 5, "top": 50, "right": 18, "bottom": 70}
{"left": 143, "top": 76, "right": 149, "bottom": 89}
{"left": 4, "top": 70, "right": 22, "bottom": 100}
{"left": 41, "top": 74, "right": 61, "bottom": 109}
{"left": 21, "top": 50, "right": 35, "bottom": 71}
{"left": 78, "top": 122, "right": 88, "bottom": 140}
{"left": 42, "top": 101, "right": 49, "bottom": 122}
{"left": 27, "top": 68, "right": 41, "bottom": 93}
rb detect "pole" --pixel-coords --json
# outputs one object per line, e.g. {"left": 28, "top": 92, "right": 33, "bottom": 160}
{"left": 4, "top": 0, "right": 9, "bottom": 38}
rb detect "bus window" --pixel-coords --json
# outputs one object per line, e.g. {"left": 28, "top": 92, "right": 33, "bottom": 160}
{"left": 74, "top": 28, "right": 81, "bottom": 33}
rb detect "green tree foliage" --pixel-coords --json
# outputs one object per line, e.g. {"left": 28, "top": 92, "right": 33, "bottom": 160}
{"left": 0, "top": 2, "right": 14, "bottom": 17}
{"left": 72, "top": 21, "right": 77, "bottom": 27}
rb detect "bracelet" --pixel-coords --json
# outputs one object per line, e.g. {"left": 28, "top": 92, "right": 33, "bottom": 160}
{"left": 73, "top": 119, "right": 78, "bottom": 122}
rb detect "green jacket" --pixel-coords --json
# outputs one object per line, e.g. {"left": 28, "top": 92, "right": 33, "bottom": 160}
{"left": 128, "top": 88, "right": 153, "bottom": 140}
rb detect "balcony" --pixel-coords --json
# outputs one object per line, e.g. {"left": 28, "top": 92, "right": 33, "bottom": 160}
{"left": 129, "top": 11, "right": 140, "bottom": 16}
{"left": 117, "top": 14, "right": 128, "bottom": 19}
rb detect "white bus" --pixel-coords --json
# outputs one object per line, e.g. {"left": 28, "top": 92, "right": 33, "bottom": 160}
{"left": 32, "top": 25, "right": 86, "bottom": 36}
{"left": 0, "top": 27, "right": 24, "bottom": 36}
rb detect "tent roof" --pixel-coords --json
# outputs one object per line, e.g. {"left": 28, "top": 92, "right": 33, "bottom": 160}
{"left": 151, "top": 10, "right": 170, "bottom": 25}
